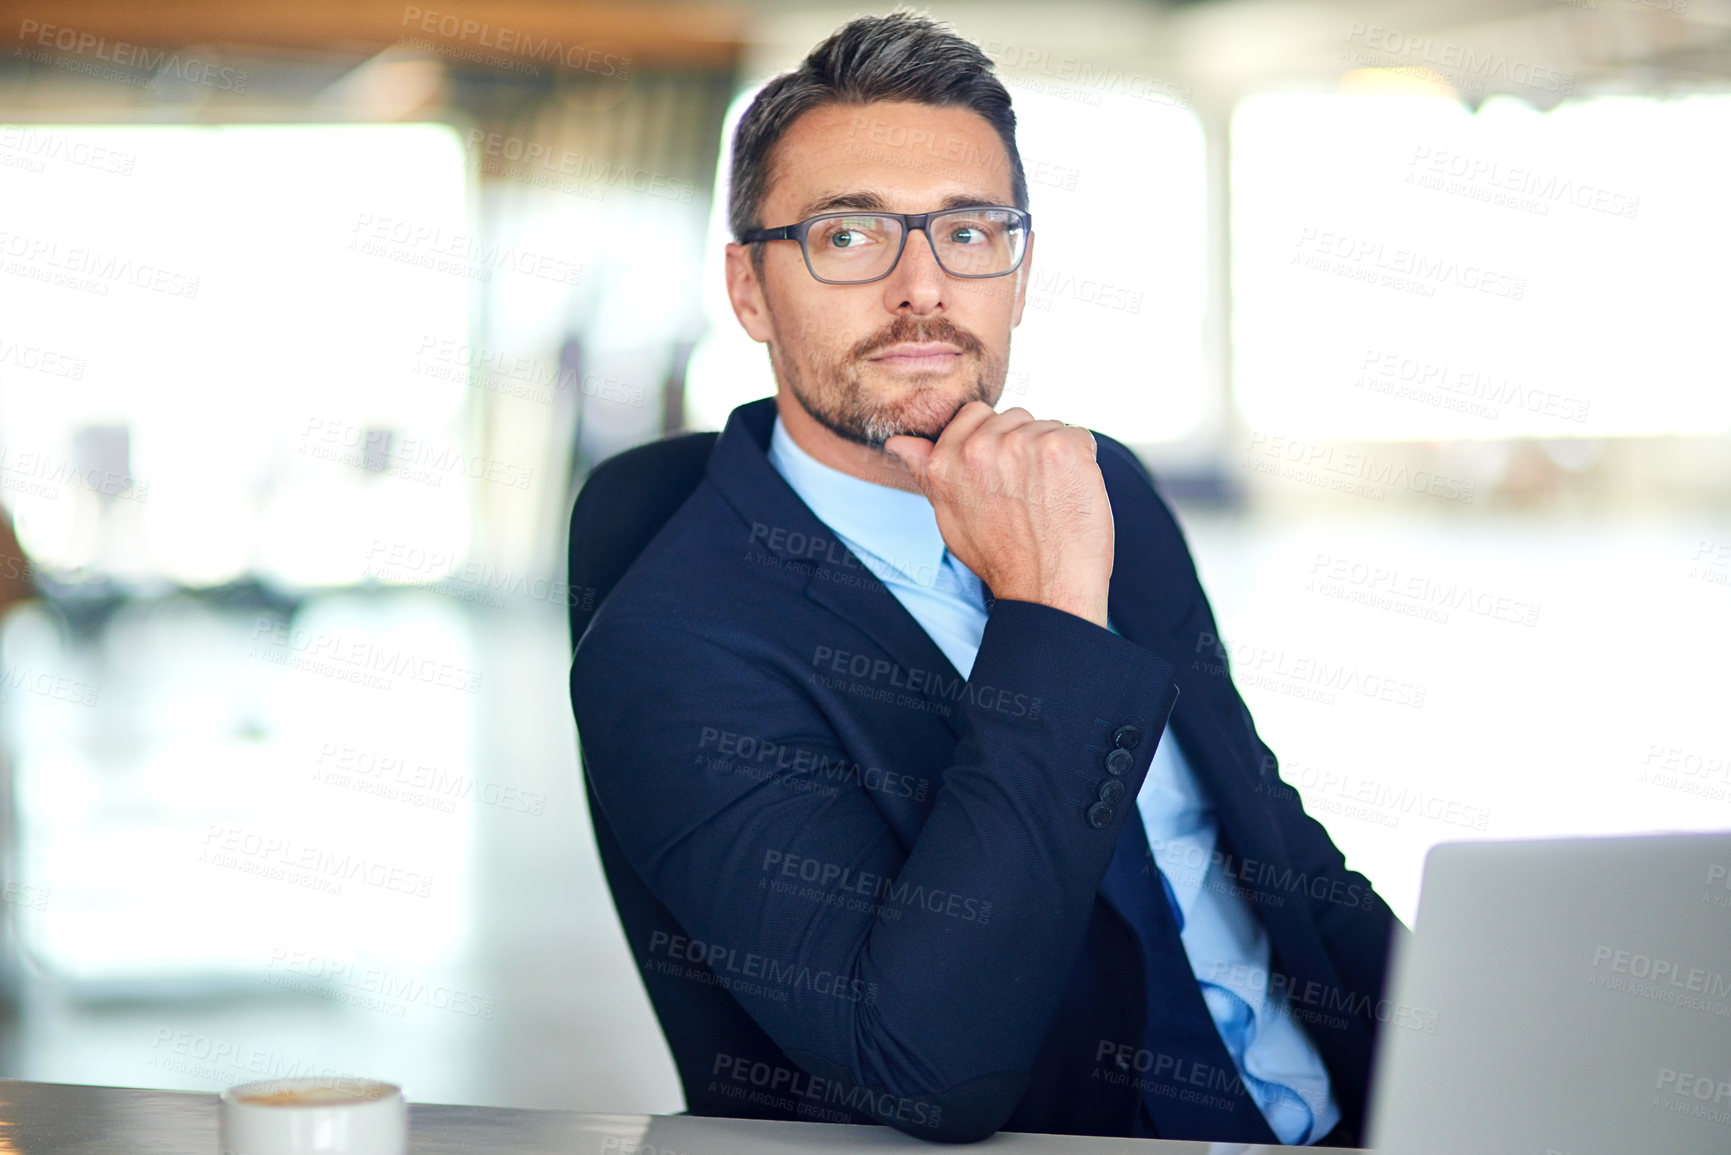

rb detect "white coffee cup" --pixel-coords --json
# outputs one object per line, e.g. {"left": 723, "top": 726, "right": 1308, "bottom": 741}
{"left": 219, "top": 1077, "right": 407, "bottom": 1155}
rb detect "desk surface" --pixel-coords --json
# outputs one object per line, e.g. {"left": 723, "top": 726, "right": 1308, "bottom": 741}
{"left": 0, "top": 1079, "right": 1348, "bottom": 1153}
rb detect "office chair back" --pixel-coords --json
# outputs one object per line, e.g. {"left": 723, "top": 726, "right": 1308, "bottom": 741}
{"left": 568, "top": 430, "right": 798, "bottom": 1112}
{"left": 567, "top": 431, "right": 718, "bottom": 648}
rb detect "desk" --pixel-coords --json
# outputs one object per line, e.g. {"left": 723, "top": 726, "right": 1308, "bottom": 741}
{"left": 0, "top": 1080, "right": 1348, "bottom": 1153}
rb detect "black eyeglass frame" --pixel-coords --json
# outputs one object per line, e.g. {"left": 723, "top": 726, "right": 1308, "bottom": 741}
{"left": 738, "top": 206, "right": 1033, "bottom": 285}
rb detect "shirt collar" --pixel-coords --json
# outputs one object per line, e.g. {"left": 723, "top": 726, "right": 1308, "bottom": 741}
{"left": 767, "top": 414, "right": 949, "bottom": 590}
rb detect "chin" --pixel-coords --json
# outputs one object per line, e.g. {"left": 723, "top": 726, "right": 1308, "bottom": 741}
{"left": 863, "top": 386, "right": 973, "bottom": 445}
{"left": 797, "top": 352, "right": 1003, "bottom": 449}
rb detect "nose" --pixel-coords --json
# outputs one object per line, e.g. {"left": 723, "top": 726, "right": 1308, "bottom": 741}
{"left": 881, "top": 224, "right": 946, "bottom": 314}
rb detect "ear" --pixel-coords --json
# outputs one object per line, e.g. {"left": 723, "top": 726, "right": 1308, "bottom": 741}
{"left": 1009, "top": 230, "right": 1034, "bottom": 330}
{"left": 725, "top": 242, "right": 775, "bottom": 344}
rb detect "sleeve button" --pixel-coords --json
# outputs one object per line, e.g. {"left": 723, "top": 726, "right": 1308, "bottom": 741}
{"left": 1086, "top": 801, "right": 1115, "bottom": 829}
{"left": 1097, "top": 779, "right": 1126, "bottom": 805}
{"left": 1105, "top": 748, "right": 1134, "bottom": 776}
{"left": 1112, "top": 725, "right": 1142, "bottom": 750}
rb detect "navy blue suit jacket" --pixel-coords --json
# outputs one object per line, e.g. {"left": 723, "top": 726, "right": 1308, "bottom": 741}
{"left": 571, "top": 397, "right": 1404, "bottom": 1144}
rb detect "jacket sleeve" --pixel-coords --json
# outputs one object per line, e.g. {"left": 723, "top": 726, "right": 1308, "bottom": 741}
{"left": 572, "top": 598, "right": 1177, "bottom": 1142}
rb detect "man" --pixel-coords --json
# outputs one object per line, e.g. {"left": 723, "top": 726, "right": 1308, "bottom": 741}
{"left": 571, "top": 11, "right": 1403, "bottom": 1145}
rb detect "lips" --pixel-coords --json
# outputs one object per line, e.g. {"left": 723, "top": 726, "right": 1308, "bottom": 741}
{"left": 868, "top": 342, "right": 962, "bottom": 366}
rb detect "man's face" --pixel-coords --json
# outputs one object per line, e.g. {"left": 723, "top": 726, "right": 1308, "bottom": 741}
{"left": 725, "top": 100, "right": 1031, "bottom": 449}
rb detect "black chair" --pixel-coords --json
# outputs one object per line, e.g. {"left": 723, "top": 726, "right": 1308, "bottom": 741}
{"left": 567, "top": 431, "right": 717, "bottom": 649}
{"left": 567, "top": 430, "right": 788, "bottom": 1113}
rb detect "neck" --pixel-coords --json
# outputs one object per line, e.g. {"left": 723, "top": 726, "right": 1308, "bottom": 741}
{"left": 773, "top": 389, "right": 923, "bottom": 494}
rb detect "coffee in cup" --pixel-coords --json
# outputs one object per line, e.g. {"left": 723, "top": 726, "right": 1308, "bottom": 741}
{"left": 220, "top": 1077, "right": 406, "bottom": 1155}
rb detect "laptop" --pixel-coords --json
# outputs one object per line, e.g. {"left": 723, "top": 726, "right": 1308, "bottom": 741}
{"left": 1366, "top": 832, "right": 1731, "bottom": 1155}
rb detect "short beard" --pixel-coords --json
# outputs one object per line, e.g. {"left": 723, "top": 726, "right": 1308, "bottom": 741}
{"left": 771, "top": 312, "right": 1005, "bottom": 450}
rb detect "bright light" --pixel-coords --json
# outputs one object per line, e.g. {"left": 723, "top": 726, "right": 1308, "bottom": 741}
{"left": 0, "top": 122, "right": 473, "bottom": 588}
{"left": 1232, "top": 94, "right": 1731, "bottom": 440}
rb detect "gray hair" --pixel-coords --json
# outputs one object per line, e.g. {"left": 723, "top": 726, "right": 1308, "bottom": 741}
{"left": 727, "top": 10, "right": 1028, "bottom": 245}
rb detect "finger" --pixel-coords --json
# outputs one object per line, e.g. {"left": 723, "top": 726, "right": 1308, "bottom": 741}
{"left": 931, "top": 399, "right": 998, "bottom": 450}
{"left": 924, "top": 401, "right": 1001, "bottom": 486}
{"left": 882, "top": 434, "right": 936, "bottom": 487}
{"left": 986, "top": 406, "right": 1038, "bottom": 431}
{"left": 1055, "top": 422, "right": 1098, "bottom": 460}
{"left": 1013, "top": 418, "right": 1067, "bottom": 438}
{"left": 1000, "top": 419, "right": 1068, "bottom": 461}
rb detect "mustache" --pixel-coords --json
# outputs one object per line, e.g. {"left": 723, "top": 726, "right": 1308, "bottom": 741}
{"left": 849, "top": 315, "right": 985, "bottom": 363}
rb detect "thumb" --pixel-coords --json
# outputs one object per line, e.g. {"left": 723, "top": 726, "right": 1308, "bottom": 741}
{"left": 882, "top": 434, "right": 934, "bottom": 489}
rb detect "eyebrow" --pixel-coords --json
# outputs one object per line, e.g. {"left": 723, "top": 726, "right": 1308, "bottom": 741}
{"left": 794, "top": 191, "right": 1007, "bottom": 218}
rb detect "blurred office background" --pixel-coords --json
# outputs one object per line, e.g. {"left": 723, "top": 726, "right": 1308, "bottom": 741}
{"left": 0, "top": 0, "right": 1727, "bottom": 1115}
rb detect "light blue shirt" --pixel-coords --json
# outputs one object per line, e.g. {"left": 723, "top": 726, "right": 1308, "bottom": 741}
{"left": 767, "top": 415, "right": 1341, "bottom": 1146}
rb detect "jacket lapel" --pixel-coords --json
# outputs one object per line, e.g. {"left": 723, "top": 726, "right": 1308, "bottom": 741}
{"left": 1096, "top": 452, "right": 1297, "bottom": 908}
{"left": 708, "top": 398, "right": 966, "bottom": 741}
{"left": 1098, "top": 455, "right": 1361, "bottom": 1049}
{"left": 799, "top": 574, "right": 967, "bottom": 742}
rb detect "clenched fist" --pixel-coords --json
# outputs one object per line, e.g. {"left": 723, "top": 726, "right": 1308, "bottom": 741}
{"left": 885, "top": 403, "right": 1114, "bottom": 628}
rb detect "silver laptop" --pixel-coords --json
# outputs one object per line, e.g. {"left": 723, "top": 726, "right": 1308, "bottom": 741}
{"left": 1367, "top": 832, "right": 1731, "bottom": 1155}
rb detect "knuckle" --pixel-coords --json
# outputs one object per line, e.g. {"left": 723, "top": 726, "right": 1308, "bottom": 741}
{"left": 1037, "top": 433, "right": 1072, "bottom": 463}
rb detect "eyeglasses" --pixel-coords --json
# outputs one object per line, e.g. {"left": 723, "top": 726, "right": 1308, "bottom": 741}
{"left": 739, "top": 206, "right": 1032, "bottom": 285}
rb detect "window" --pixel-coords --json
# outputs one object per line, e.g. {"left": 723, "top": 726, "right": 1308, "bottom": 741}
{"left": 1232, "top": 93, "right": 1731, "bottom": 440}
